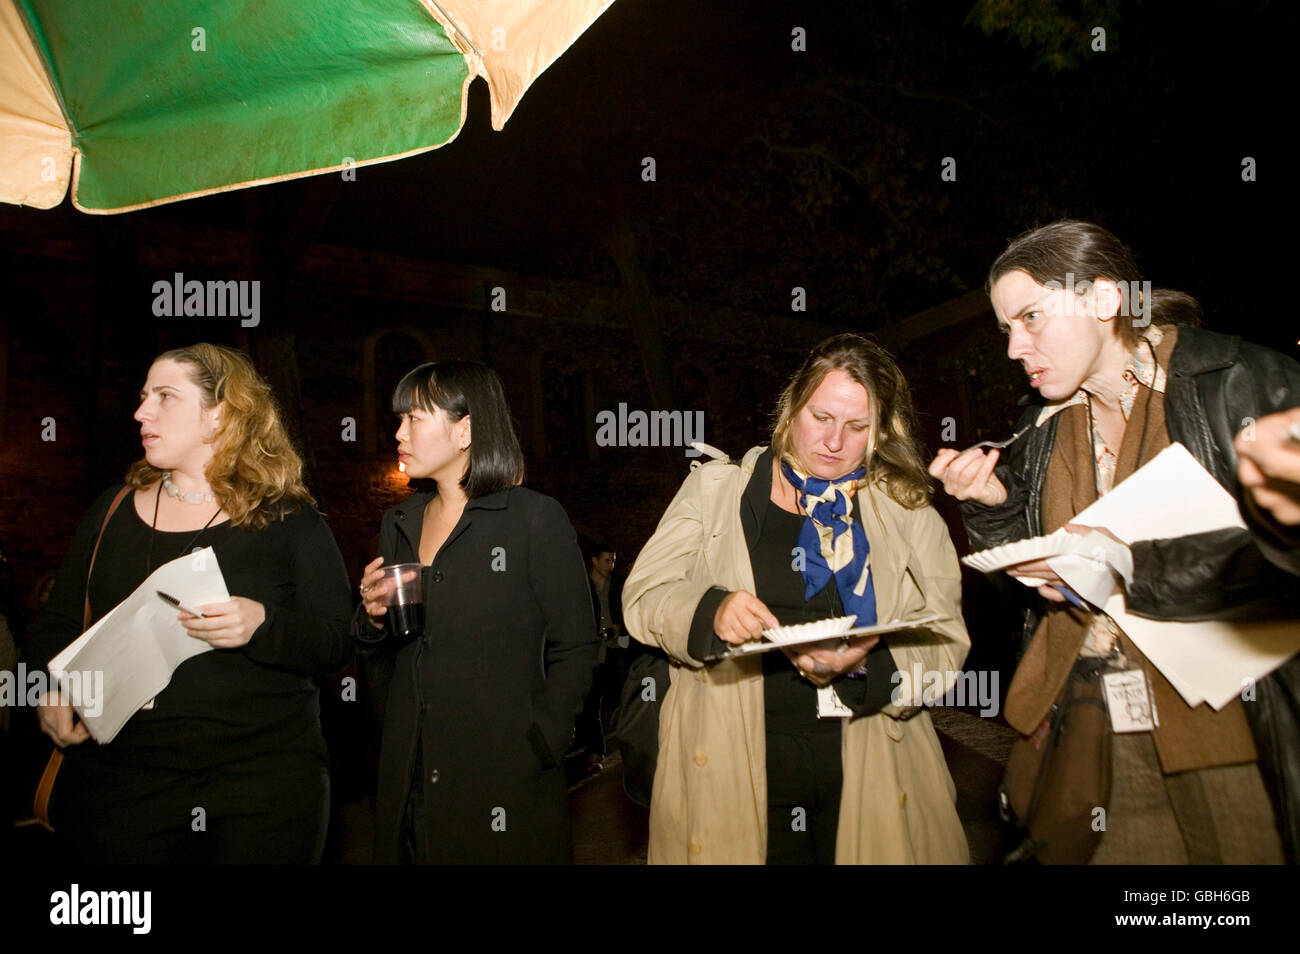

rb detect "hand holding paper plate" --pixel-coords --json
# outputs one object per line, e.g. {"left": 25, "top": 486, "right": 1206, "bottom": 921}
{"left": 962, "top": 443, "right": 1300, "bottom": 710}
{"left": 961, "top": 528, "right": 1101, "bottom": 584}
{"left": 963, "top": 444, "right": 1247, "bottom": 601}
{"left": 725, "top": 612, "right": 948, "bottom": 656}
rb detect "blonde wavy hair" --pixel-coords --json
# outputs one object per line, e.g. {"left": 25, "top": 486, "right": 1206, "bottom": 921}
{"left": 126, "top": 343, "right": 315, "bottom": 529}
{"left": 771, "top": 333, "right": 932, "bottom": 510}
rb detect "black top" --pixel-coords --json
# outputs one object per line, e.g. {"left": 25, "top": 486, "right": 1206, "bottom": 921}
{"left": 24, "top": 485, "right": 354, "bottom": 772}
{"left": 754, "top": 504, "right": 850, "bottom": 733}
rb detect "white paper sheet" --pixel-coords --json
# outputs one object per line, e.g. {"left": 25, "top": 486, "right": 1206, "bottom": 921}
{"left": 48, "top": 547, "right": 229, "bottom": 742}
{"left": 1104, "top": 593, "right": 1300, "bottom": 710}
{"left": 1045, "top": 444, "right": 1250, "bottom": 605}
{"left": 1070, "top": 443, "right": 1247, "bottom": 540}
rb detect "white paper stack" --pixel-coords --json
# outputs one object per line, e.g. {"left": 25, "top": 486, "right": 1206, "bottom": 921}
{"left": 1104, "top": 594, "right": 1299, "bottom": 710}
{"left": 48, "top": 547, "right": 230, "bottom": 742}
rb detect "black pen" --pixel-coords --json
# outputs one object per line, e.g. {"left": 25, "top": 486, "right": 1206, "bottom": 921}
{"left": 156, "top": 590, "right": 207, "bottom": 618}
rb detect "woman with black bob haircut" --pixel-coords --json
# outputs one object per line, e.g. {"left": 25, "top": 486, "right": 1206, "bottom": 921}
{"left": 355, "top": 360, "right": 598, "bottom": 863}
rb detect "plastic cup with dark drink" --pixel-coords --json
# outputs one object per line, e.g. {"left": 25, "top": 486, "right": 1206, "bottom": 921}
{"left": 378, "top": 562, "right": 424, "bottom": 640}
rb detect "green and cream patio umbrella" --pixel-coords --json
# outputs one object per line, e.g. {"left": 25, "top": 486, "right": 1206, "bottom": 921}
{"left": 0, "top": 0, "right": 613, "bottom": 213}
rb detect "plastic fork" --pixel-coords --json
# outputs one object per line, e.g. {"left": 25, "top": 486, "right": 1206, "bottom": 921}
{"left": 961, "top": 424, "right": 1031, "bottom": 455}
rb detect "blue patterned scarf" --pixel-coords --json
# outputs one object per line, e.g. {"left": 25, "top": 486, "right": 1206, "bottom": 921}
{"left": 780, "top": 459, "right": 877, "bottom": 627}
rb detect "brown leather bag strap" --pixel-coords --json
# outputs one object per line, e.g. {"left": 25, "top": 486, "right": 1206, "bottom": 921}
{"left": 31, "top": 750, "right": 63, "bottom": 830}
{"left": 31, "top": 485, "right": 132, "bottom": 833}
{"left": 83, "top": 486, "right": 132, "bottom": 630}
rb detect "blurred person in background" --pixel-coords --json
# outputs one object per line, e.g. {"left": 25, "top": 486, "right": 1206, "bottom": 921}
{"left": 1236, "top": 407, "right": 1300, "bottom": 575}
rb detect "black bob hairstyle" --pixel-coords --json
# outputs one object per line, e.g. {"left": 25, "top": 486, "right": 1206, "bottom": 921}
{"left": 391, "top": 360, "right": 525, "bottom": 498}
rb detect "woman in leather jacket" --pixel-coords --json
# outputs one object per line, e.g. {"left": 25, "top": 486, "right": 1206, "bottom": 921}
{"left": 930, "top": 220, "right": 1300, "bottom": 863}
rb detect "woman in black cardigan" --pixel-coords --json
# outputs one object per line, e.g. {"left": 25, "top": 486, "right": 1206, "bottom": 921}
{"left": 356, "top": 360, "right": 598, "bottom": 864}
{"left": 26, "top": 343, "right": 353, "bottom": 864}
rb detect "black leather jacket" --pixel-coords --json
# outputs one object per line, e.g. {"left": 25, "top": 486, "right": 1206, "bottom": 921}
{"left": 959, "top": 325, "right": 1300, "bottom": 641}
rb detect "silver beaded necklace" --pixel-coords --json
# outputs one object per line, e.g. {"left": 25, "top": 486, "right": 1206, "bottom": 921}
{"left": 162, "top": 471, "right": 216, "bottom": 505}
{"left": 147, "top": 480, "right": 221, "bottom": 574}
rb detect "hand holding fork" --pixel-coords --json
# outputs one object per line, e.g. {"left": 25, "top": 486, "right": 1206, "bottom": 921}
{"left": 928, "top": 425, "right": 1031, "bottom": 507}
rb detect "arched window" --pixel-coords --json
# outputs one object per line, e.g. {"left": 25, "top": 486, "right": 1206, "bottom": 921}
{"left": 362, "top": 327, "right": 435, "bottom": 454}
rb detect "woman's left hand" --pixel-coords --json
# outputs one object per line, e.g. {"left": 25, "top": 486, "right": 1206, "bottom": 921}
{"left": 180, "top": 597, "right": 267, "bottom": 648}
{"left": 1006, "top": 524, "right": 1124, "bottom": 603}
{"left": 783, "top": 635, "right": 880, "bottom": 688}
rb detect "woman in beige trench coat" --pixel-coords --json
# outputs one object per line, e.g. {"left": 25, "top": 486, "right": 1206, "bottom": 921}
{"left": 623, "top": 334, "right": 971, "bottom": 864}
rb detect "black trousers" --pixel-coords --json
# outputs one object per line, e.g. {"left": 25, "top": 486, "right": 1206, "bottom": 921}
{"left": 765, "top": 728, "right": 843, "bottom": 865}
{"left": 53, "top": 750, "right": 329, "bottom": 864}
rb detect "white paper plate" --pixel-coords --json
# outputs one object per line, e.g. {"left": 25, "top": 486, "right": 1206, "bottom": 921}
{"left": 726, "top": 613, "right": 949, "bottom": 656}
{"left": 761, "top": 615, "right": 857, "bottom": 644}
{"left": 961, "top": 530, "right": 1095, "bottom": 575}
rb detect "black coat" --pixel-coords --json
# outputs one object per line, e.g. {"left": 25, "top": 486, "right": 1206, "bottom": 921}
{"left": 355, "top": 486, "right": 598, "bottom": 863}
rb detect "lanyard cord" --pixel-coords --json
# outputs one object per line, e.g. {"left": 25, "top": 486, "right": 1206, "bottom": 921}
{"left": 145, "top": 480, "right": 222, "bottom": 574}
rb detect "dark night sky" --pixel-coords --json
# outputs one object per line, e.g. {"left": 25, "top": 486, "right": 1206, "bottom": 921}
{"left": 4, "top": 0, "right": 1297, "bottom": 582}
{"left": 4, "top": 0, "right": 1295, "bottom": 350}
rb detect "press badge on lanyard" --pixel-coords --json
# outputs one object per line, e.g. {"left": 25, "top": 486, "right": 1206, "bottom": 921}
{"left": 1101, "top": 661, "right": 1158, "bottom": 733}
{"left": 817, "top": 686, "right": 853, "bottom": 719}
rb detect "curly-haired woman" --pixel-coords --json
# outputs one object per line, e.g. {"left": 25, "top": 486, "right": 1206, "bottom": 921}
{"left": 25, "top": 343, "right": 353, "bottom": 863}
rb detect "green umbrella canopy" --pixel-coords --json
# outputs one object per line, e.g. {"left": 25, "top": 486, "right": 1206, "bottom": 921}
{"left": 0, "top": 0, "right": 613, "bottom": 213}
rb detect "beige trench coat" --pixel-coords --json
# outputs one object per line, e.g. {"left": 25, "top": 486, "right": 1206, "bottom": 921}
{"left": 623, "top": 446, "right": 971, "bottom": 864}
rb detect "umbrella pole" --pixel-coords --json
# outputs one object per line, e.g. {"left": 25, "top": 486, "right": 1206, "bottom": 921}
{"left": 427, "top": 1, "right": 482, "bottom": 58}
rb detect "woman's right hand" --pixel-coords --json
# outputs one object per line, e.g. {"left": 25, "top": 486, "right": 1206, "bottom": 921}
{"left": 358, "top": 557, "right": 392, "bottom": 630}
{"left": 713, "top": 591, "right": 780, "bottom": 645}
{"left": 928, "top": 447, "right": 1008, "bottom": 506}
{"left": 37, "top": 693, "right": 90, "bottom": 748}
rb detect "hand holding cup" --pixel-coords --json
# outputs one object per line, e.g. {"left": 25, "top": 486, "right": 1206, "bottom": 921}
{"left": 359, "top": 557, "right": 422, "bottom": 631}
